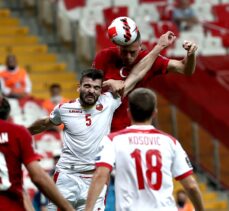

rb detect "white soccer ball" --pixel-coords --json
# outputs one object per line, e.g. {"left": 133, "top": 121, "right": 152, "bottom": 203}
{"left": 107, "top": 17, "right": 138, "bottom": 46}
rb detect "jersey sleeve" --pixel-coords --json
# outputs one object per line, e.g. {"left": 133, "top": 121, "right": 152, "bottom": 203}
{"left": 18, "top": 126, "right": 41, "bottom": 165}
{"left": 95, "top": 136, "right": 115, "bottom": 172}
{"left": 104, "top": 92, "right": 121, "bottom": 110}
{"left": 49, "top": 104, "right": 62, "bottom": 125}
{"left": 171, "top": 141, "right": 193, "bottom": 180}
{"left": 150, "top": 54, "right": 170, "bottom": 76}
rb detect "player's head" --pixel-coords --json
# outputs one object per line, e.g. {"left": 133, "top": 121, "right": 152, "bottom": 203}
{"left": 128, "top": 88, "right": 157, "bottom": 123}
{"left": 118, "top": 31, "right": 141, "bottom": 66}
{"left": 49, "top": 83, "right": 62, "bottom": 104}
{"left": 79, "top": 68, "right": 104, "bottom": 107}
{"left": 6, "top": 54, "right": 17, "bottom": 71}
{"left": 0, "top": 97, "right": 11, "bottom": 120}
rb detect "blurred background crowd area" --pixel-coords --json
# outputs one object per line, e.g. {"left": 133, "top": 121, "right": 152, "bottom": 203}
{"left": 0, "top": 0, "right": 229, "bottom": 210}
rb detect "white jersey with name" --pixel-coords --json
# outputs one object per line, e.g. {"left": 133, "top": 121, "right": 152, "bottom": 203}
{"left": 50, "top": 92, "right": 121, "bottom": 173}
{"left": 96, "top": 125, "right": 193, "bottom": 211}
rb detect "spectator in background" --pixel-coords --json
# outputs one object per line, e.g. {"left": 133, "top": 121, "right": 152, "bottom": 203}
{"left": 0, "top": 54, "right": 32, "bottom": 99}
{"left": 42, "top": 84, "right": 68, "bottom": 115}
{"left": 176, "top": 189, "right": 194, "bottom": 211}
{"left": 172, "top": 0, "right": 198, "bottom": 31}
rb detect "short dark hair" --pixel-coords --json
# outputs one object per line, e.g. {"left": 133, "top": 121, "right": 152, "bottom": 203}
{"left": 0, "top": 97, "right": 11, "bottom": 120}
{"left": 49, "top": 83, "right": 61, "bottom": 91}
{"left": 128, "top": 88, "right": 157, "bottom": 122}
{"left": 80, "top": 68, "right": 104, "bottom": 84}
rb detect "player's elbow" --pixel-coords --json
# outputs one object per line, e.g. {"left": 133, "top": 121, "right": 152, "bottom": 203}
{"left": 185, "top": 180, "right": 199, "bottom": 194}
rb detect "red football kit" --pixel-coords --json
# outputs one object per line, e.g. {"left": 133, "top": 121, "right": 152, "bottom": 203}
{"left": 0, "top": 120, "right": 40, "bottom": 211}
{"left": 93, "top": 47, "right": 169, "bottom": 132}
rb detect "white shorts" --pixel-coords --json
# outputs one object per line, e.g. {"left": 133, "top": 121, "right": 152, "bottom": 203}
{"left": 48, "top": 171, "right": 107, "bottom": 211}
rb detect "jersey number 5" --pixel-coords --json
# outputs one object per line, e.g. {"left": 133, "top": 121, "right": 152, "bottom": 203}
{"left": 0, "top": 152, "right": 11, "bottom": 190}
{"left": 131, "top": 149, "right": 162, "bottom": 190}
{"left": 85, "top": 114, "right": 92, "bottom": 126}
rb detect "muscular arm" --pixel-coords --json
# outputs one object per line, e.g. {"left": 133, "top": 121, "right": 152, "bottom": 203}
{"left": 28, "top": 117, "right": 56, "bottom": 135}
{"left": 26, "top": 161, "right": 74, "bottom": 211}
{"left": 85, "top": 167, "right": 110, "bottom": 211}
{"left": 167, "top": 41, "right": 198, "bottom": 76}
{"left": 180, "top": 175, "right": 205, "bottom": 211}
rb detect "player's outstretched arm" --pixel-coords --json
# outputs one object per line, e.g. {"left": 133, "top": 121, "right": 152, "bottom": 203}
{"left": 28, "top": 117, "right": 55, "bottom": 135}
{"left": 26, "top": 161, "right": 74, "bottom": 211}
{"left": 85, "top": 167, "right": 110, "bottom": 211}
{"left": 123, "top": 31, "right": 176, "bottom": 96}
{"left": 167, "top": 40, "right": 198, "bottom": 75}
{"left": 180, "top": 175, "right": 205, "bottom": 211}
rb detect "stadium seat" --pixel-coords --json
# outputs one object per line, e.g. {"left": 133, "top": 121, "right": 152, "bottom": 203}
{"left": 201, "top": 36, "right": 227, "bottom": 56}
{"left": 0, "top": 27, "right": 29, "bottom": 36}
{"left": 0, "top": 17, "right": 20, "bottom": 26}
{"left": 29, "top": 63, "right": 67, "bottom": 73}
{"left": 192, "top": 3, "right": 215, "bottom": 22}
{"left": 0, "top": 36, "right": 38, "bottom": 45}
{"left": 0, "top": 54, "right": 57, "bottom": 64}
{"left": 212, "top": 3, "right": 229, "bottom": 24}
{"left": 30, "top": 72, "right": 76, "bottom": 82}
{"left": 11, "top": 45, "right": 48, "bottom": 54}
{"left": 0, "top": 9, "right": 10, "bottom": 17}
{"left": 86, "top": 0, "right": 111, "bottom": 9}
{"left": 32, "top": 81, "right": 77, "bottom": 92}
{"left": 103, "top": 6, "right": 129, "bottom": 26}
{"left": 135, "top": 3, "right": 160, "bottom": 22}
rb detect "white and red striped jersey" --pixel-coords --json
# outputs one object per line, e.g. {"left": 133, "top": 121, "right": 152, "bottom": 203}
{"left": 49, "top": 92, "right": 121, "bottom": 173}
{"left": 96, "top": 125, "right": 193, "bottom": 211}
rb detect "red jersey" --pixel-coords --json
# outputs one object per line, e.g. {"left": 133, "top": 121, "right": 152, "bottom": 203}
{"left": 0, "top": 120, "right": 41, "bottom": 211}
{"left": 93, "top": 47, "right": 169, "bottom": 132}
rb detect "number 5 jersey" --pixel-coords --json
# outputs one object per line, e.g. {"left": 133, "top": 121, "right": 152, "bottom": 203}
{"left": 96, "top": 125, "right": 193, "bottom": 211}
{"left": 49, "top": 92, "right": 121, "bottom": 173}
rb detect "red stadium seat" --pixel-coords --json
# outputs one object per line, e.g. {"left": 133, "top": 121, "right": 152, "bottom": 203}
{"left": 63, "top": 0, "right": 85, "bottom": 10}
{"left": 103, "top": 6, "right": 128, "bottom": 27}
{"left": 212, "top": 3, "right": 229, "bottom": 25}
{"left": 151, "top": 21, "right": 179, "bottom": 38}
{"left": 95, "top": 24, "right": 115, "bottom": 52}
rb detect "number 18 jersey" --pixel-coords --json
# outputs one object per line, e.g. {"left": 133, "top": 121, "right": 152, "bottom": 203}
{"left": 96, "top": 125, "right": 193, "bottom": 211}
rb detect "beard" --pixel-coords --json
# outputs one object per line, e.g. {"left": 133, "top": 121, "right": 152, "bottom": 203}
{"left": 79, "top": 92, "right": 99, "bottom": 107}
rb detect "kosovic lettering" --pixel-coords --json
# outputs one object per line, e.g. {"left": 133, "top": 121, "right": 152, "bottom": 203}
{"left": 129, "top": 135, "right": 160, "bottom": 145}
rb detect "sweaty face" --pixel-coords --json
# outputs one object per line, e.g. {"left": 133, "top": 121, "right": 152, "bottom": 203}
{"left": 119, "top": 41, "right": 141, "bottom": 66}
{"left": 79, "top": 77, "right": 102, "bottom": 107}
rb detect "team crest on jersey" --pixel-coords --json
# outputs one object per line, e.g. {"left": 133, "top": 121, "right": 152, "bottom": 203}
{"left": 96, "top": 104, "right": 103, "bottom": 111}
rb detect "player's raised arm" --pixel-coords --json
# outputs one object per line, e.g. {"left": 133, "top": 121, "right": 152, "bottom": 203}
{"left": 85, "top": 166, "right": 110, "bottom": 211}
{"left": 167, "top": 40, "right": 198, "bottom": 75}
{"left": 180, "top": 175, "right": 205, "bottom": 211}
{"left": 102, "top": 31, "right": 176, "bottom": 97}
{"left": 123, "top": 31, "right": 176, "bottom": 96}
{"left": 28, "top": 117, "right": 55, "bottom": 135}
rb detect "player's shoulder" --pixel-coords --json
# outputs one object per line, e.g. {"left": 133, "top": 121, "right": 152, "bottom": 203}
{"left": 1, "top": 120, "right": 30, "bottom": 136}
{"left": 58, "top": 99, "right": 78, "bottom": 109}
{"left": 152, "top": 128, "right": 177, "bottom": 145}
{"left": 108, "top": 128, "right": 134, "bottom": 141}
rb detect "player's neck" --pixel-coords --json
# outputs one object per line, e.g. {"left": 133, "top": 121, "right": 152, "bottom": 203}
{"left": 131, "top": 120, "right": 152, "bottom": 125}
